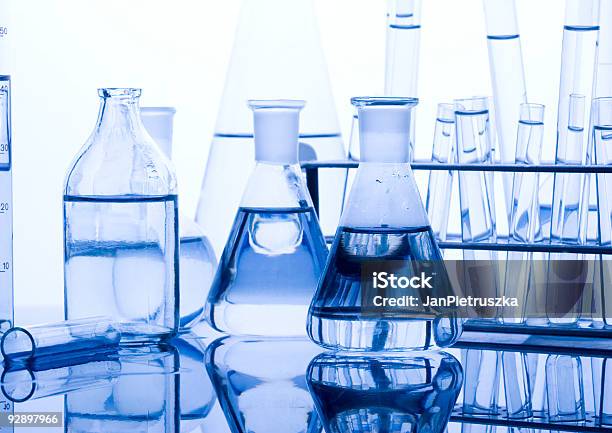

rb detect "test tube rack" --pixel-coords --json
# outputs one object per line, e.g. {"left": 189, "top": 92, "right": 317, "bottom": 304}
{"left": 448, "top": 341, "right": 612, "bottom": 432}
{"left": 302, "top": 160, "right": 612, "bottom": 344}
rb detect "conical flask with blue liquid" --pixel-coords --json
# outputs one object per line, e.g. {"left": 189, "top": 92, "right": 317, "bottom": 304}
{"left": 307, "top": 97, "right": 462, "bottom": 351}
{"left": 205, "top": 100, "right": 328, "bottom": 337}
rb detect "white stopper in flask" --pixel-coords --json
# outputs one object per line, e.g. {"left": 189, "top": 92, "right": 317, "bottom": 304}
{"left": 249, "top": 100, "right": 306, "bottom": 164}
{"left": 140, "top": 107, "right": 176, "bottom": 159}
{"left": 353, "top": 97, "right": 417, "bottom": 163}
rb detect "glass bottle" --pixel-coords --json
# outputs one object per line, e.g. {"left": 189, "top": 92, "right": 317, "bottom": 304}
{"left": 64, "top": 88, "right": 179, "bottom": 342}
{"left": 205, "top": 100, "right": 328, "bottom": 337}
{"left": 307, "top": 97, "right": 462, "bottom": 351}
{"left": 195, "top": 0, "right": 346, "bottom": 256}
{"left": 141, "top": 107, "right": 217, "bottom": 330}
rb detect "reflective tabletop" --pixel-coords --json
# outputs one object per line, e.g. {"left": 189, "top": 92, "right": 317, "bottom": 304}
{"left": 1, "top": 318, "right": 611, "bottom": 433}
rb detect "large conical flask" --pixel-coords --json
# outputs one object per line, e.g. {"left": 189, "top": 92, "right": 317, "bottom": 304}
{"left": 307, "top": 97, "right": 462, "bottom": 351}
{"left": 141, "top": 107, "right": 217, "bottom": 330}
{"left": 64, "top": 88, "right": 179, "bottom": 342}
{"left": 205, "top": 100, "right": 328, "bottom": 337}
{"left": 195, "top": 0, "right": 346, "bottom": 256}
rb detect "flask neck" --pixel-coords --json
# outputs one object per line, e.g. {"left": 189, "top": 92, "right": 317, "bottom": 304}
{"left": 358, "top": 104, "right": 414, "bottom": 163}
{"left": 249, "top": 100, "right": 305, "bottom": 164}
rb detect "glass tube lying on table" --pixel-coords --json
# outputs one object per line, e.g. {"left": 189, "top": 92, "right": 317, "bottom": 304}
{"left": 0, "top": 349, "right": 120, "bottom": 403}
{"left": 1, "top": 317, "right": 120, "bottom": 363}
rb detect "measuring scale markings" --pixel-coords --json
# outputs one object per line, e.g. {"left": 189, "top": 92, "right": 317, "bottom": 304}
{"left": 0, "top": 78, "right": 12, "bottom": 433}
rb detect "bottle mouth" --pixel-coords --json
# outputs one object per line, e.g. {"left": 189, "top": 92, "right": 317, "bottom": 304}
{"left": 248, "top": 99, "right": 306, "bottom": 110}
{"left": 98, "top": 88, "right": 142, "bottom": 99}
{"left": 351, "top": 96, "right": 418, "bottom": 107}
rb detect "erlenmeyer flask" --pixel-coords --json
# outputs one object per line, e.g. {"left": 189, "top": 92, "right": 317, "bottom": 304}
{"left": 205, "top": 100, "right": 328, "bottom": 337}
{"left": 141, "top": 107, "right": 217, "bottom": 330}
{"left": 307, "top": 97, "right": 462, "bottom": 352}
{"left": 307, "top": 351, "right": 463, "bottom": 433}
{"left": 196, "top": 0, "right": 346, "bottom": 255}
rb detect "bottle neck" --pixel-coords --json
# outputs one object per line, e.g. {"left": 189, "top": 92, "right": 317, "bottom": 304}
{"left": 95, "top": 95, "right": 143, "bottom": 137}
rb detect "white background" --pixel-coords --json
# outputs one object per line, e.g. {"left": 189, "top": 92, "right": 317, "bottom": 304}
{"left": 3, "top": 0, "right": 565, "bottom": 320}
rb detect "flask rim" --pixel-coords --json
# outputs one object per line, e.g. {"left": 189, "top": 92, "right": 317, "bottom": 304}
{"left": 98, "top": 88, "right": 142, "bottom": 99}
{"left": 248, "top": 99, "right": 306, "bottom": 110}
{"left": 351, "top": 96, "right": 418, "bottom": 107}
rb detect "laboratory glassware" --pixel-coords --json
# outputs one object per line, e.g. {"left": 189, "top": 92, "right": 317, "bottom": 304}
{"left": 307, "top": 97, "right": 462, "bottom": 352}
{"left": 206, "top": 337, "right": 323, "bottom": 433}
{"left": 63, "top": 88, "right": 179, "bottom": 342}
{"left": 455, "top": 97, "right": 496, "bottom": 243}
{"left": 593, "top": 97, "right": 612, "bottom": 328}
{"left": 141, "top": 106, "right": 217, "bottom": 329}
{"left": 0, "top": 317, "right": 120, "bottom": 363}
{"left": 195, "top": 0, "right": 346, "bottom": 256}
{"left": 482, "top": 0, "right": 527, "bottom": 216}
{"left": 504, "top": 104, "right": 545, "bottom": 325}
{"left": 555, "top": 1, "right": 599, "bottom": 202}
{"left": 0, "top": 349, "right": 121, "bottom": 403}
{"left": 461, "top": 349, "right": 501, "bottom": 416}
{"left": 383, "top": 0, "right": 422, "bottom": 160}
{"left": 546, "top": 355, "right": 586, "bottom": 422}
{"left": 454, "top": 97, "right": 499, "bottom": 322}
{"left": 547, "top": 95, "right": 589, "bottom": 326}
{"left": 307, "top": 351, "right": 463, "bottom": 433}
{"left": 551, "top": 94, "right": 589, "bottom": 244}
{"left": 425, "top": 103, "right": 456, "bottom": 242}
{"left": 172, "top": 335, "right": 216, "bottom": 433}
{"left": 205, "top": 100, "right": 327, "bottom": 337}
{"left": 0, "top": 75, "right": 12, "bottom": 336}
{"left": 501, "top": 351, "right": 532, "bottom": 419}
{"left": 65, "top": 345, "right": 179, "bottom": 433}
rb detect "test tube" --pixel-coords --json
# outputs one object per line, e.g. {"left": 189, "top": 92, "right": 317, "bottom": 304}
{"left": 385, "top": 0, "right": 421, "bottom": 97}
{"left": 455, "top": 97, "right": 496, "bottom": 243}
{"left": 1, "top": 317, "right": 120, "bottom": 363}
{"left": 461, "top": 349, "right": 501, "bottom": 416}
{"left": 547, "top": 95, "right": 589, "bottom": 327}
{"left": 551, "top": 94, "right": 587, "bottom": 243}
{"left": 385, "top": 0, "right": 422, "bottom": 159}
{"left": 426, "top": 103, "right": 455, "bottom": 242}
{"left": 504, "top": 104, "right": 545, "bottom": 325}
{"left": 455, "top": 98, "right": 499, "bottom": 320}
{"left": 545, "top": 355, "right": 586, "bottom": 422}
{"left": 0, "top": 350, "right": 120, "bottom": 403}
{"left": 482, "top": 0, "right": 527, "bottom": 218}
{"left": 501, "top": 351, "right": 532, "bottom": 419}
{"left": 554, "top": 0, "right": 599, "bottom": 221}
{"left": 593, "top": 97, "right": 612, "bottom": 328}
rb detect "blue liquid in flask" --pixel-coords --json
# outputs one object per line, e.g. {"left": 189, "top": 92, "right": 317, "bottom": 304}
{"left": 205, "top": 99, "right": 328, "bottom": 337}
{"left": 307, "top": 97, "right": 462, "bottom": 351}
{"left": 207, "top": 206, "right": 327, "bottom": 336}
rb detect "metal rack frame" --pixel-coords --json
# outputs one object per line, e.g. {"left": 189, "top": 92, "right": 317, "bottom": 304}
{"left": 301, "top": 160, "right": 612, "bottom": 342}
